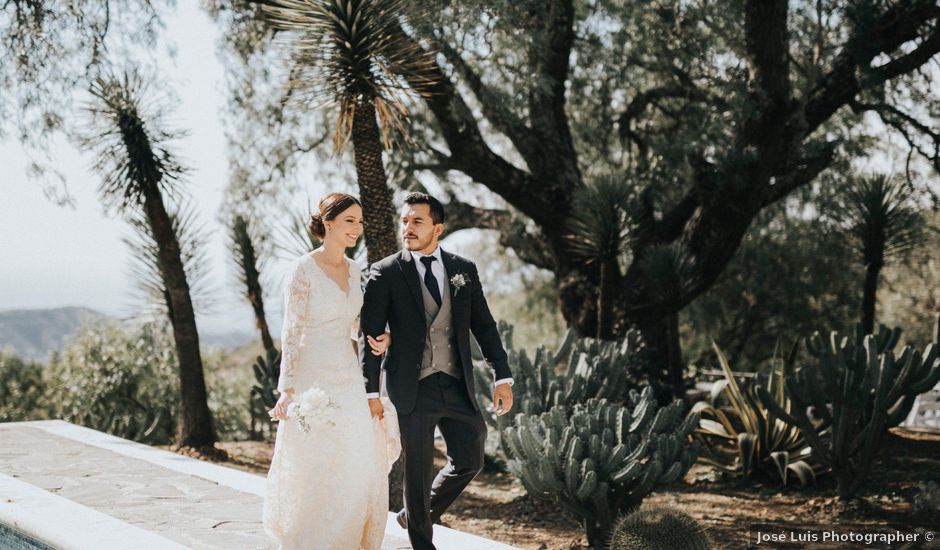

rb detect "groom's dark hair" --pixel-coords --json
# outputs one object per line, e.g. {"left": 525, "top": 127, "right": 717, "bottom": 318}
{"left": 403, "top": 192, "right": 446, "bottom": 225}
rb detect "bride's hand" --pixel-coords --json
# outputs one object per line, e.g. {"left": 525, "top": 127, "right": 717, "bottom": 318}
{"left": 367, "top": 332, "right": 391, "bottom": 355}
{"left": 270, "top": 391, "right": 294, "bottom": 421}
{"left": 368, "top": 398, "right": 384, "bottom": 420}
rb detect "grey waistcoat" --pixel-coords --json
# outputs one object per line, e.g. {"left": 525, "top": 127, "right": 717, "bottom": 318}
{"left": 417, "top": 268, "right": 462, "bottom": 381}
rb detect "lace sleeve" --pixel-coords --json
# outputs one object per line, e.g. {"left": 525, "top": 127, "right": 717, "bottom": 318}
{"left": 277, "top": 260, "right": 311, "bottom": 392}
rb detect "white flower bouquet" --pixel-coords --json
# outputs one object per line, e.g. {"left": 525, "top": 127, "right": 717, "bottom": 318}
{"left": 287, "top": 386, "right": 339, "bottom": 433}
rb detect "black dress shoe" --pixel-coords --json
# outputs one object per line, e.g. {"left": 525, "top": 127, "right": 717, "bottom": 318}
{"left": 396, "top": 510, "right": 408, "bottom": 529}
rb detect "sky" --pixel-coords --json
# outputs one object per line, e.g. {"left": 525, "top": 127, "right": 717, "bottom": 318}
{"left": 0, "top": 3, "right": 258, "bottom": 336}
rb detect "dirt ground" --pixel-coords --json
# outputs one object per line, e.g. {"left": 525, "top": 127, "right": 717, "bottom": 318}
{"left": 186, "top": 427, "right": 940, "bottom": 549}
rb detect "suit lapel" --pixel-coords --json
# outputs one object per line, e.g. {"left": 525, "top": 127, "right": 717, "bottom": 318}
{"left": 397, "top": 250, "right": 426, "bottom": 318}
{"left": 440, "top": 249, "right": 463, "bottom": 321}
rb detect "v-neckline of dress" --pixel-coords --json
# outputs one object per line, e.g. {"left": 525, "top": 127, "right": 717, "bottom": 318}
{"left": 308, "top": 253, "right": 353, "bottom": 298}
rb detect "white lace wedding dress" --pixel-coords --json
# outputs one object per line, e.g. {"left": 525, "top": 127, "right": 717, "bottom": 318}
{"left": 263, "top": 253, "right": 400, "bottom": 550}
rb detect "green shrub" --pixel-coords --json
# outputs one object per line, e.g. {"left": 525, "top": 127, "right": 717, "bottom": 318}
{"left": 44, "top": 321, "right": 178, "bottom": 444}
{"left": 0, "top": 352, "right": 49, "bottom": 422}
{"left": 204, "top": 348, "right": 253, "bottom": 442}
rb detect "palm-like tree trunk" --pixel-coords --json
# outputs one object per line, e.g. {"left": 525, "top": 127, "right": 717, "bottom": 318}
{"left": 349, "top": 98, "right": 405, "bottom": 510}
{"left": 351, "top": 99, "right": 400, "bottom": 263}
{"left": 141, "top": 189, "right": 216, "bottom": 448}
{"left": 597, "top": 259, "right": 618, "bottom": 339}
{"left": 861, "top": 259, "right": 882, "bottom": 336}
{"left": 241, "top": 236, "right": 275, "bottom": 354}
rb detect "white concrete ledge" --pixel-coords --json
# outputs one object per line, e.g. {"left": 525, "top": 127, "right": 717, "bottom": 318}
{"left": 0, "top": 473, "right": 188, "bottom": 550}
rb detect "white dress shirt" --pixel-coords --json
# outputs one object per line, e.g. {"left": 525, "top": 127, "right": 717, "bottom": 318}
{"left": 365, "top": 246, "right": 513, "bottom": 399}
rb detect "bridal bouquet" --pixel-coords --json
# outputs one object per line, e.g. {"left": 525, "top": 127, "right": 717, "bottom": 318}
{"left": 287, "top": 386, "right": 339, "bottom": 433}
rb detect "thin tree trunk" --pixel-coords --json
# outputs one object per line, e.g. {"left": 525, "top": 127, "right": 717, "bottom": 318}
{"left": 597, "top": 259, "right": 618, "bottom": 340}
{"left": 665, "top": 310, "right": 684, "bottom": 399}
{"left": 142, "top": 190, "right": 216, "bottom": 448}
{"left": 246, "top": 273, "right": 275, "bottom": 354}
{"left": 351, "top": 100, "right": 400, "bottom": 264}
{"left": 861, "top": 260, "right": 881, "bottom": 335}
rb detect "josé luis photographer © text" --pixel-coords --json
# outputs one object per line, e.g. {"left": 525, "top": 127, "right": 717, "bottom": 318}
{"left": 754, "top": 528, "right": 932, "bottom": 545}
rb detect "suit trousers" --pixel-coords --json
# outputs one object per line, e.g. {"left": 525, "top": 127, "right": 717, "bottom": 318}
{"left": 397, "top": 372, "right": 487, "bottom": 550}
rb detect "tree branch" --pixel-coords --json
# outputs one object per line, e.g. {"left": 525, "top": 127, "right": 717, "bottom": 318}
{"left": 442, "top": 196, "right": 554, "bottom": 270}
{"left": 434, "top": 38, "right": 540, "bottom": 163}
{"left": 394, "top": 28, "right": 561, "bottom": 229}
{"left": 850, "top": 100, "right": 940, "bottom": 172}
{"left": 444, "top": 199, "right": 511, "bottom": 233}
{"left": 761, "top": 141, "right": 837, "bottom": 207}
{"left": 803, "top": 1, "right": 940, "bottom": 137}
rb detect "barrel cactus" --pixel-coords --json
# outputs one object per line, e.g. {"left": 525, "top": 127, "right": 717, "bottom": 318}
{"left": 608, "top": 506, "right": 710, "bottom": 550}
{"left": 759, "top": 318, "right": 940, "bottom": 499}
{"left": 503, "top": 390, "right": 700, "bottom": 547}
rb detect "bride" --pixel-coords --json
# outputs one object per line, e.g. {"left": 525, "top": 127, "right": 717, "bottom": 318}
{"left": 263, "top": 192, "right": 399, "bottom": 550}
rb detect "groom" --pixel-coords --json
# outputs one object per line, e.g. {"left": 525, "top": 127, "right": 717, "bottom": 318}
{"left": 358, "top": 192, "right": 514, "bottom": 550}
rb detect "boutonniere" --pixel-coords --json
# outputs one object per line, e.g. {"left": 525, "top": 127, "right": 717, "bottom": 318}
{"left": 450, "top": 273, "right": 469, "bottom": 296}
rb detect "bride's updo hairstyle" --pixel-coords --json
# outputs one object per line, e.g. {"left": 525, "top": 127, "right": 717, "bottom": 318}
{"left": 308, "top": 192, "right": 362, "bottom": 239}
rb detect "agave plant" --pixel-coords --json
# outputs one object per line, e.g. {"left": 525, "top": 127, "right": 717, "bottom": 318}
{"left": 260, "top": 0, "right": 437, "bottom": 263}
{"left": 692, "top": 341, "right": 824, "bottom": 486}
{"left": 80, "top": 70, "right": 215, "bottom": 448}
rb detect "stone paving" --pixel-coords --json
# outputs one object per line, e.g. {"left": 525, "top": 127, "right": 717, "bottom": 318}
{"left": 0, "top": 422, "right": 443, "bottom": 549}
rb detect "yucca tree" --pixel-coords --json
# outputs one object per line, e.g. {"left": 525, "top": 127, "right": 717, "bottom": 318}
{"left": 230, "top": 214, "right": 276, "bottom": 354}
{"left": 566, "top": 175, "right": 637, "bottom": 340}
{"left": 81, "top": 71, "right": 215, "bottom": 448}
{"left": 259, "top": 0, "right": 437, "bottom": 264}
{"left": 124, "top": 203, "right": 215, "bottom": 317}
{"left": 838, "top": 174, "right": 928, "bottom": 335}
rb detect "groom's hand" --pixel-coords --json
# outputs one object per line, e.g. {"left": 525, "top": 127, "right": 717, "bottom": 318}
{"left": 493, "top": 384, "right": 513, "bottom": 416}
{"left": 366, "top": 332, "right": 391, "bottom": 355}
{"left": 368, "top": 398, "right": 385, "bottom": 420}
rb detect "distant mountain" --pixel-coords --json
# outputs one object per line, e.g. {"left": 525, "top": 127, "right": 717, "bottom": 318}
{"left": 199, "top": 329, "right": 255, "bottom": 351}
{"left": 0, "top": 307, "right": 112, "bottom": 361}
{"left": 0, "top": 307, "right": 256, "bottom": 362}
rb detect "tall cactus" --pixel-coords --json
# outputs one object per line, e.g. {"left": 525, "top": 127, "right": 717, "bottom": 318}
{"left": 503, "top": 391, "right": 700, "bottom": 547}
{"left": 474, "top": 321, "right": 646, "bottom": 430}
{"left": 759, "top": 317, "right": 940, "bottom": 500}
{"left": 250, "top": 348, "right": 281, "bottom": 439}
